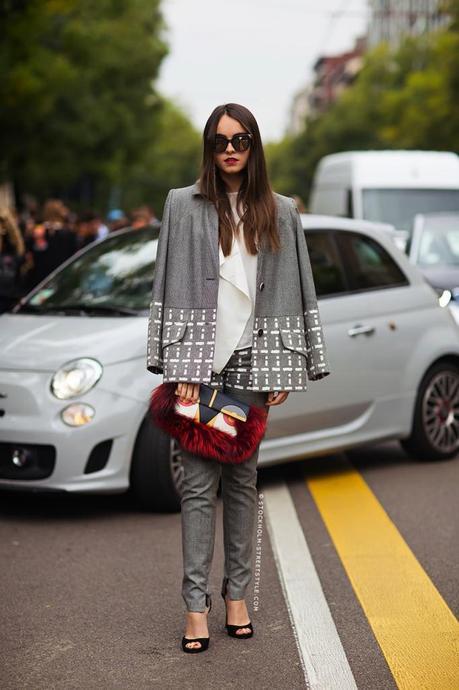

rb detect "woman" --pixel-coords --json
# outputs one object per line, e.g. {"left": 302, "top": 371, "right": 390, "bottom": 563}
{"left": 24, "top": 199, "right": 77, "bottom": 289}
{"left": 147, "top": 103, "right": 330, "bottom": 653}
{"left": 0, "top": 207, "right": 26, "bottom": 313}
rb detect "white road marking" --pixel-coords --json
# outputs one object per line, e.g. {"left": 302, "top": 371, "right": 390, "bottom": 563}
{"left": 264, "top": 482, "right": 357, "bottom": 690}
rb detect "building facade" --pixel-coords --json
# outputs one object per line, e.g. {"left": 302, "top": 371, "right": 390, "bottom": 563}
{"left": 286, "top": 36, "right": 366, "bottom": 131}
{"left": 367, "top": 0, "right": 449, "bottom": 48}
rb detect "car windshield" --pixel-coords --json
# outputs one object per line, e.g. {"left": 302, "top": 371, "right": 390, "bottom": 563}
{"left": 362, "top": 189, "right": 459, "bottom": 232}
{"left": 417, "top": 217, "right": 459, "bottom": 267}
{"left": 16, "top": 227, "right": 158, "bottom": 315}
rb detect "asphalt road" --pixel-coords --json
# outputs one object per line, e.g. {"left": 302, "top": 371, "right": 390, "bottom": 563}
{"left": 1, "top": 441, "right": 458, "bottom": 690}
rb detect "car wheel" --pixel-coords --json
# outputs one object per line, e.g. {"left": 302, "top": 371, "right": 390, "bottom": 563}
{"left": 129, "top": 416, "right": 184, "bottom": 512}
{"left": 400, "top": 361, "right": 459, "bottom": 461}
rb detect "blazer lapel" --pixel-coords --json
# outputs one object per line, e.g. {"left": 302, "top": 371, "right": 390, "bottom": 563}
{"left": 205, "top": 200, "right": 220, "bottom": 275}
{"left": 193, "top": 179, "right": 267, "bottom": 286}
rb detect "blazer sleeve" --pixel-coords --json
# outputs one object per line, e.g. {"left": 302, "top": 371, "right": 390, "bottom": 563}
{"left": 146, "top": 189, "right": 175, "bottom": 374}
{"left": 290, "top": 198, "right": 331, "bottom": 381}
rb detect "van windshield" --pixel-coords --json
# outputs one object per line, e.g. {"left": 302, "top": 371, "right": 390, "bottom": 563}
{"left": 362, "top": 189, "right": 459, "bottom": 232}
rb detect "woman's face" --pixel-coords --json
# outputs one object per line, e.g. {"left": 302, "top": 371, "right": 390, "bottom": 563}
{"left": 213, "top": 114, "right": 251, "bottom": 177}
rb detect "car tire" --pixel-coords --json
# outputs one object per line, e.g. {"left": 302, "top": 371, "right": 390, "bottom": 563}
{"left": 400, "top": 361, "right": 459, "bottom": 462}
{"left": 129, "top": 416, "right": 183, "bottom": 512}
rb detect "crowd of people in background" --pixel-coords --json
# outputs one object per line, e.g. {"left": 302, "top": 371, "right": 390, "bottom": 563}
{"left": 0, "top": 199, "right": 159, "bottom": 313}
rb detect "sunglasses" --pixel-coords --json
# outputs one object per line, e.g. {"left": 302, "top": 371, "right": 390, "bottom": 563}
{"left": 214, "top": 133, "right": 253, "bottom": 154}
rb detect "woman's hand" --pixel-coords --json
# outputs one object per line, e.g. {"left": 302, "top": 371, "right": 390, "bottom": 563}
{"left": 175, "top": 382, "right": 200, "bottom": 403}
{"left": 266, "top": 391, "right": 289, "bottom": 406}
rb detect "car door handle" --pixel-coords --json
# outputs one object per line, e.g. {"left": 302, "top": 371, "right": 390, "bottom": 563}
{"left": 347, "top": 324, "right": 375, "bottom": 337}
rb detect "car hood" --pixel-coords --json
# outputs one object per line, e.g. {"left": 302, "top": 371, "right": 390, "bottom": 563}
{"left": 0, "top": 313, "right": 147, "bottom": 371}
{"left": 421, "top": 266, "right": 459, "bottom": 291}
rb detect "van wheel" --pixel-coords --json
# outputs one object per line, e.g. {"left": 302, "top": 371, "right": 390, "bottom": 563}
{"left": 129, "top": 417, "right": 184, "bottom": 512}
{"left": 400, "top": 362, "right": 459, "bottom": 462}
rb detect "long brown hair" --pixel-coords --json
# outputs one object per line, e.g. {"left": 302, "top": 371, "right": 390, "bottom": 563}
{"left": 0, "top": 207, "right": 25, "bottom": 256}
{"left": 198, "top": 103, "right": 280, "bottom": 257}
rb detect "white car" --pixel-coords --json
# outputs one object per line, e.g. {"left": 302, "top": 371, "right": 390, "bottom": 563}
{"left": 407, "top": 212, "right": 459, "bottom": 325}
{"left": 0, "top": 217, "right": 458, "bottom": 512}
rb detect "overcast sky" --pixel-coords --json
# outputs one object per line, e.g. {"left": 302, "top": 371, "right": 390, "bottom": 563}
{"left": 157, "top": 0, "right": 369, "bottom": 142}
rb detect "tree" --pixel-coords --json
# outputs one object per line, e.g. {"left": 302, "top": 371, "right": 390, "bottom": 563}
{"left": 0, "top": 0, "right": 169, "bottom": 207}
{"left": 266, "top": 0, "right": 459, "bottom": 204}
{"left": 121, "top": 97, "right": 202, "bottom": 215}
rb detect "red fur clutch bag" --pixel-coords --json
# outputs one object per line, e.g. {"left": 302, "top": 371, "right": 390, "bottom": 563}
{"left": 149, "top": 382, "right": 268, "bottom": 464}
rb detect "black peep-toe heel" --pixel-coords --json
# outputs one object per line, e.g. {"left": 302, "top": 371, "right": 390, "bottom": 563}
{"left": 181, "top": 593, "right": 212, "bottom": 653}
{"left": 221, "top": 577, "right": 254, "bottom": 639}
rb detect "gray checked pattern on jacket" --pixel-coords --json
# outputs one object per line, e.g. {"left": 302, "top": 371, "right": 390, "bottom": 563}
{"left": 146, "top": 180, "right": 331, "bottom": 391}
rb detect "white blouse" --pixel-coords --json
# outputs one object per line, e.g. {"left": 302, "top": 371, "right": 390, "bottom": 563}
{"left": 211, "top": 192, "right": 258, "bottom": 374}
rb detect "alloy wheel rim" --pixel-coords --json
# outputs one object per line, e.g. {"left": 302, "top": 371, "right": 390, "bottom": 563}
{"left": 422, "top": 370, "right": 459, "bottom": 454}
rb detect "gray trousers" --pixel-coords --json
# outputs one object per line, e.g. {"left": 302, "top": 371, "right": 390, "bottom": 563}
{"left": 180, "top": 347, "right": 269, "bottom": 612}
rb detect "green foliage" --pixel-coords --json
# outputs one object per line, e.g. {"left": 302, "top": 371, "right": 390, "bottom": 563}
{"left": 264, "top": 137, "right": 297, "bottom": 197}
{"left": 0, "top": 0, "right": 200, "bottom": 211}
{"left": 266, "top": 2, "right": 459, "bottom": 204}
{"left": 379, "top": 31, "right": 459, "bottom": 150}
{"left": 121, "top": 98, "right": 202, "bottom": 215}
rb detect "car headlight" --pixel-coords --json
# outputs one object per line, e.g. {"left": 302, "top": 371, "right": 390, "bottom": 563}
{"left": 51, "top": 358, "right": 103, "bottom": 399}
{"left": 438, "top": 289, "right": 452, "bottom": 308}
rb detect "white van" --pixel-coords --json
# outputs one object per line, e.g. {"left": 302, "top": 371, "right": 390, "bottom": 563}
{"left": 309, "top": 151, "right": 459, "bottom": 239}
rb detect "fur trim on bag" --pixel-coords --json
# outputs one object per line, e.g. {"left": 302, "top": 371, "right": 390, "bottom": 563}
{"left": 149, "top": 382, "right": 268, "bottom": 464}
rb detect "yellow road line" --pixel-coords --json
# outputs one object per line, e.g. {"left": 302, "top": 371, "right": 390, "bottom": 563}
{"left": 306, "top": 459, "right": 459, "bottom": 690}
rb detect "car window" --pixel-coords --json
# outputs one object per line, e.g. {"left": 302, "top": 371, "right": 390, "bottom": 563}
{"left": 346, "top": 189, "right": 353, "bottom": 218}
{"left": 418, "top": 223, "right": 459, "bottom": 267}
{"left": 336, "top": 231, "right": 408, "bottom": 291}
{"left": 362, "top": 189, "right": 459, "bottom": 232}
{"left": 306, "top": 231, "right": 348, "bottom": 297}
{"left": 18, "top": 227, "right": 158, "bottom": 315}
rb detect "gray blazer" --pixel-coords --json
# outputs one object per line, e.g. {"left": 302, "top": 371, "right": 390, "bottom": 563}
{"left": 146, "top": 180, "right": 330, "bottom": 391}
